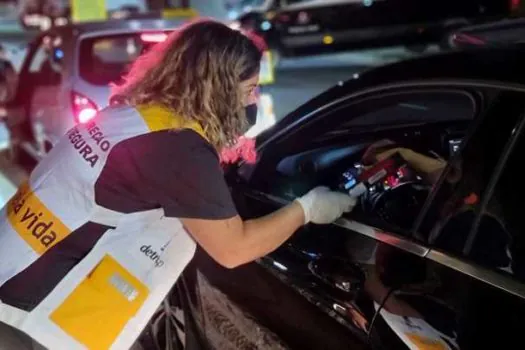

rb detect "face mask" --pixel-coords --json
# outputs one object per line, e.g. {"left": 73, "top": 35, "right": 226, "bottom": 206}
{"left": 245, "top": 103, "right": 258, "bottom": 127}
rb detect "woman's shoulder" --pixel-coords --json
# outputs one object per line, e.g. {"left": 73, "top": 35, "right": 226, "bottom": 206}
{"left": 120, "top": 128, "right": 219, "bottom": 165}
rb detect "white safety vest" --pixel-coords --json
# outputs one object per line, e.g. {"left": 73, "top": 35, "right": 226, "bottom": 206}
{"left": 0, "top": 104, "right": 207, "bottom": 349}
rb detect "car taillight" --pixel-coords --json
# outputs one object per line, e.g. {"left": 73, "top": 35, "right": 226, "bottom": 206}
{"left": 140, "top": 33, "right": 168, "bottom": 43}
{"left": 71, "top": 91, "right": 98, "bottom": 124}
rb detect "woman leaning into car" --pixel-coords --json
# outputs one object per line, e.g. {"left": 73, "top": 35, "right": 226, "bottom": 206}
{"left": 0, "top": 19, "right": 355, "bottom": 349}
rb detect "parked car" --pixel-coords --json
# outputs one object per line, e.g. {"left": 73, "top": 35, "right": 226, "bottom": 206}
{"left": 233, "top": 0, "right": 511, "bottom": 59}
{"left": 448, "top": 17, "right": 525, "bottom": 49}
{"left": 140, "top": 46, "right": 525, "bottom": 350}
{"left": 5, "top": 18, "right": 276, "bottom": 163}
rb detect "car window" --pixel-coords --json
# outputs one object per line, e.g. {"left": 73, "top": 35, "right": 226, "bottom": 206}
{"left": 257, "top": 89, "right": 476, "bottom": 233}
{"left": 417, "top": 92, "right": 524, "bottom": 255}
{"left": 78, "top": 32, "right": 171, "bottom": 86}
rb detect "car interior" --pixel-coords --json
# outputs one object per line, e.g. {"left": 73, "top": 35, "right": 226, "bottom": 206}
{"left": 268, "top": 118, "right": 471, "bottom": 233}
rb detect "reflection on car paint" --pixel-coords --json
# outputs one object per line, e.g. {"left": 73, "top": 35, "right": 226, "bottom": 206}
{"left": 257, "top": 256, "right": 366, "bottom": 340}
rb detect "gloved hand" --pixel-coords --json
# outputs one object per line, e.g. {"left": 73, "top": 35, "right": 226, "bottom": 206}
{"left": 295, "top": 186, "right": 357, "bottom": 225}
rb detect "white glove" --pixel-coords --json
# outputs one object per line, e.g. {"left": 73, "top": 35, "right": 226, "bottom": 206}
{"left": 295, "top": 186, "right": 357, "bottom": 225}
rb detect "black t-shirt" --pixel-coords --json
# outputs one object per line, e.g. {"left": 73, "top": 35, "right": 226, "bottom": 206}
{"left": 0, "top": 130, "right": 237, "bottom": 310}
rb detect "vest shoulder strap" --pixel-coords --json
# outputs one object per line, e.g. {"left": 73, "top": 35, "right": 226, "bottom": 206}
{"left": 136, "top": 104, "right": 208, "bottom": 141}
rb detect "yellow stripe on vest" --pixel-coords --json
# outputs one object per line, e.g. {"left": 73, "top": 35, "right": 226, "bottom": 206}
{"left": 136, "top": 104, "right": 208, "bottom": 141}
{"left": 7, "top": 182, "right": 71, "bottom": 255}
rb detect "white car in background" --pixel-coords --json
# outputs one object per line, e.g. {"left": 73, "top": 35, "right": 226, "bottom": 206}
{"left": 6, "top": 18, "right": 276, "bottom": 162}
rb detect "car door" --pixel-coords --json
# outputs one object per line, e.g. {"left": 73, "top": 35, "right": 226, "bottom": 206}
{"left": 28, "top": 32, "right": 63, "bottom": 153}
{"left": 234, "top": 84, "right": 484, "bottom": 349}
{"left": 182, "top": 82, "right": 491, "bottom": 350}
{"left": 6, "top": 35, "right": 45, "bottom": 152}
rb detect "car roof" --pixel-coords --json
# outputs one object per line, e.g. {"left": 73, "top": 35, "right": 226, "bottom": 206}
{"left": 52, "top": 18, "right": 189, "bottom": 36}
{"left": 372, "top": 46, "right": 524, "bottom": 82}
{"left": 313, "top": 45, "right": 525, "bottom": 106}
{"left": 257, "top": 46, "right": 525, "bottom": 143}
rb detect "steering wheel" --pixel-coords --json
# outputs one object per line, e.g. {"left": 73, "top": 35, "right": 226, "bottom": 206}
{"left": 363, "top": 182, "right": 430, "bottom": 230}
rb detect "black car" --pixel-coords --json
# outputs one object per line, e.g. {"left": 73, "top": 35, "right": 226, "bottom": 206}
{"left": 448, "top": 17, "right": 525, "bottom": 49}
{"left": 140, "top": 47, "right": 525, "bottom": 350}
{"left": 235, "top": 0, "right": 510, "bottom": 58}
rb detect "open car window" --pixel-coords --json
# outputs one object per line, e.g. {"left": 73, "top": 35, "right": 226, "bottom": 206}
{"left": 252, "top": 88, "right": 476, "bottom": 233}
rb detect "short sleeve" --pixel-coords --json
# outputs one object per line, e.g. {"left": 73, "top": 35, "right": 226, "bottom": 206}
{"left": 125, "top": 130, "right": 238, "bottom": 220}
{"left": 156, "top": 130, "right": 237, "bottom": 220}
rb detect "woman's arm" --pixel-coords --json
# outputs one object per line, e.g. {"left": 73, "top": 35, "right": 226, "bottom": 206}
{"left": 182, "top": 201, "right": 304, "bottom": 268}
{"left": 182, "top": 187, "right": 355, "bottom": 268}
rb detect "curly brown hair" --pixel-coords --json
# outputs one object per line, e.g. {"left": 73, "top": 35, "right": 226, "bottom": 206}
{"left": 111, "top": 19, "right": 262, "bottom": 149}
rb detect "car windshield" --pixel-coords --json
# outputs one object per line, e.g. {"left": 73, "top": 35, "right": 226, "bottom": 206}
{"left": 78, "top": 32, "right": 171, "bottom": 86}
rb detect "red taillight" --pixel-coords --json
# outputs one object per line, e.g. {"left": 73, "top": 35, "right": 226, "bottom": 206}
{"left": 140, "top": 33, "right": 168, "bottom": 43}
{"left": 511, "top": 0, "right": 521, "bottom": 11}
{"left": 71, "top": 91, "right": 98, "bottom": 124}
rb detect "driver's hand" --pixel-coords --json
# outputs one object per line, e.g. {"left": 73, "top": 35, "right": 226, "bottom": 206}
{"left": 296, "top": 186, "right": 356, "bottom": 224}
